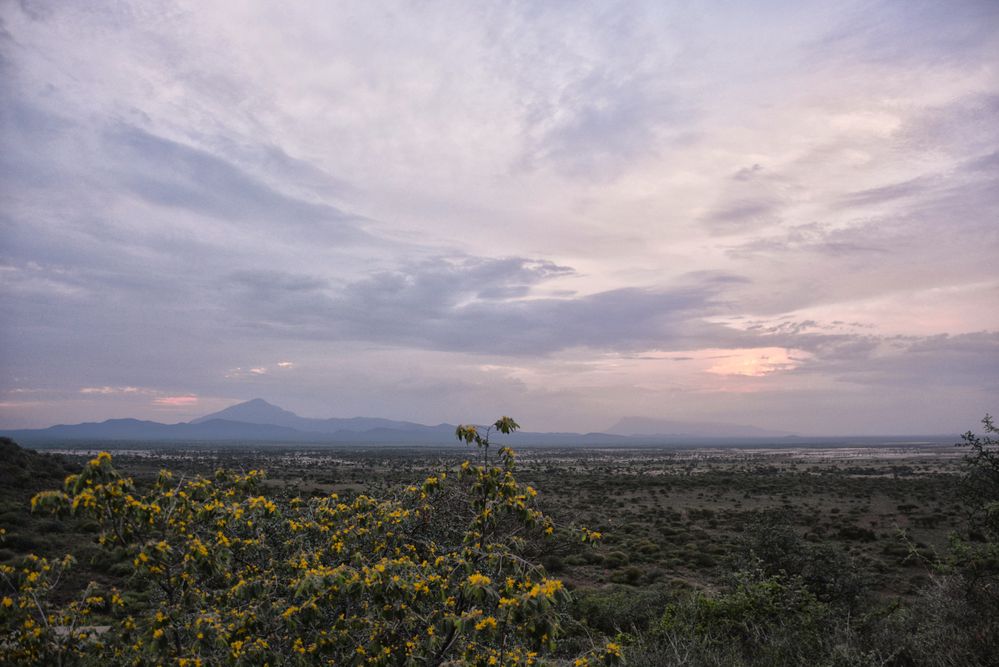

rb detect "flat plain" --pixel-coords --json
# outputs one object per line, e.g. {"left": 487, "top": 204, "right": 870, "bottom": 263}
{"left": 8, "top": 440, "right": 966, "bottom": 609}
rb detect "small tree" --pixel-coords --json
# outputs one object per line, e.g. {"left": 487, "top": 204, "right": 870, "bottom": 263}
{"left": 455, "top": 416, "right": 521, "bottom": 466}
{"left": 958, "top": 414, "right": 999, "bottom": 537}
{"left": 952, "top": 414, "right": 999, "bottom": 610}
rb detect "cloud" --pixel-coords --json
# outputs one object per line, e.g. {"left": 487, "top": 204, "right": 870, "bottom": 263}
{"left": 229, "top": 271, "right": 329, "bottom": 293}
{"left": 701, "top": 198, "right": 782, "bottom": 235}
{"left": 793, "top": 331, "right": 999, "bottom": 390}
{"left": 732, "top": 164, "right": 764, "bottom": 181}
{"left": 79, "top": 386, "right": 143, "bottom": 395}
{"left": 153, "top": 395, "right": 200, "bottom": 407}
{"left": 726, "top": 223, "right": 889, "bottom": 258}
{"left": 963, "top": 149, "right": 999, "bottom": 175}
{"left": 837, "top": 175, "right": 939, "bottom": 208}
{"left": 221, "top": 258, "right": 746, "bottom": 355}
{"left": 107, "top": 125, "right": 367, "bottom": 239}
{"left": 804, "top": 1, "right": 999, "bottom": 69}
{"left": 707, "top": 347, "right": 805, "bottom": 377}
{"left": 523, "top": 69, "right": 689, "bottom": 179}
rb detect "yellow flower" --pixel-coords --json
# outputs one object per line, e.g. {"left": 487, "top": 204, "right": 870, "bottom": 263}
{"left": 474, "top": 616, "right": 498, "bottom": 631}
{"left": 89, "top": 451, "right": 112, "bottom": 467}
{"left": 467, "top": 572, "right": 491, "bottom": 587}
{"left": 528, "top": 578, "right": 563, "bottom": 599}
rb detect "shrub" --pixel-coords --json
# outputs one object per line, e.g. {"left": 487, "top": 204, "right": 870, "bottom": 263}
{"left": 737, "top": 516, "right": 867, "bottom": 612}
{"left": 624, "top": 570, "right": 851, "bottom": 666}
{"left": 0, "top": 420, "right": 619, "bottom": 666}
{"left": 571, "top": 584, "right": 673, "bottom": 634}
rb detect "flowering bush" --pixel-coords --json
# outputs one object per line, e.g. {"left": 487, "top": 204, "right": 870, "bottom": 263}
{"left": 0, "top": 418, "right": 618, "bottom": 666}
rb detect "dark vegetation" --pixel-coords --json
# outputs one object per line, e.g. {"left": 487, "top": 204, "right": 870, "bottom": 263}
{"left": 0, "top": 414, "right": 996, "bottom": 665}
{"left": 0, "top": 438, "right": 118, "bottom": 601}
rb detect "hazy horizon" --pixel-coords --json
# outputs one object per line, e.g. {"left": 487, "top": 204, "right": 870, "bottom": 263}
{"left": 1, "top": 396, "right": 969, "bottom": 439}
{"left": 2, "top": 1, "right": 997, "bottom": 435}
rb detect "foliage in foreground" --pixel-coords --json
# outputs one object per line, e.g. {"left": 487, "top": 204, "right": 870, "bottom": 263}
{"left": 618, "top": 414, "right": 999, "bottom": 667}
{"left": 0, "top": 418, "right": 616, "bottom": 666}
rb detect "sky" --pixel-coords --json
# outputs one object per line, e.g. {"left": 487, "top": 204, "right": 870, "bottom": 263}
{"left": 1, "top": 0, "right": 997, "bottom": 435}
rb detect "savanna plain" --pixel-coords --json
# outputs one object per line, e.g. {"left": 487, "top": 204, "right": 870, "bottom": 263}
{"left": 2, "top": 424, "right": 997, "bottom": 666}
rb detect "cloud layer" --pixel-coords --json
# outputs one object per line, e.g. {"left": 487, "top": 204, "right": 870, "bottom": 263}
{"left": 1, "top": 1, "right": 997, "bottom": 433}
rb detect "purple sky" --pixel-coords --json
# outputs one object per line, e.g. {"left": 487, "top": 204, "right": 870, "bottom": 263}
{"left": 1, "top": 1, "right": 997, "bottom": 434}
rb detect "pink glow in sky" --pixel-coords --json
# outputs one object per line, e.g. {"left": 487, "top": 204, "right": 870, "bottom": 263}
{"left": 152, "top": 396, "right": 200, "bottom": 408}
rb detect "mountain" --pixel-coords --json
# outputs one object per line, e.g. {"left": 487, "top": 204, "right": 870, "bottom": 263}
{"left": 0, "top": 399, "right": 462, "bottom": 444}
{"left": 0, "top": 400, "right": 796, "bottom": 445}
{"left": 608, "top": 416, "right": 792, "bottom": 439}
{"left": 192, "top": 399, "right": 428, "bottom": 434}
{"left": 191, "top": 399, "right": 301, "bottom": 427}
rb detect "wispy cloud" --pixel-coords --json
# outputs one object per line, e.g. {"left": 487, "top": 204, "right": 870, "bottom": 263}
{"left": 152, "top": 395, "right": 200, "bottom": 407}
{"left": 79, "top": 386, "right": 144, "bottom": 395}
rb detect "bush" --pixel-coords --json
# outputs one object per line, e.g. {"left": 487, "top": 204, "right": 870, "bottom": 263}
{"left": 0, "top": 421, "right": 620, "bottom": 666}
{"left": 602, "top": 551, "right": 629, "bottom": 568}
{"left": 571, "top": 584, "right": 673, "bottom": 634}
{"left": 737, "top": 516, "right": 867, "bottom": 612}
{"left": 622, "top": 570, "right": 872, "bottom": 666}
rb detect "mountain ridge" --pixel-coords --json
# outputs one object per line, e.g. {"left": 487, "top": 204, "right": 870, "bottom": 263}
{"left": 190, "top": 398, "right": 428, "bottom": 434}
{"left": 1, "top": 399, "right": 592, "bottom": 444}
{"left": 6, "top": 399, "right": 953, "bottom": 446}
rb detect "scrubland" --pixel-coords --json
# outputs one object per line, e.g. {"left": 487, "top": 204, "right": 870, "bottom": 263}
{"left": 1, "top": 425, "right": 996, "bottom": 666}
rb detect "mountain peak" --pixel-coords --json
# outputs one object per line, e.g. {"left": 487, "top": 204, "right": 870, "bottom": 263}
{"left": 242, "top": 398, "right": 278, "bottom": 408}
{"left": 190, "top": 399, "right": 300, "bottom": 425}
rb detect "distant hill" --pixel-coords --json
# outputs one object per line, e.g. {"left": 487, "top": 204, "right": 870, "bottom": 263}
{"left": 192, "top": 398, "right": 429, "bottom": 434}
{"left": 0, "top": 399, "right": 834, "bottom": 446}
{"left": 0, "top": 400, "right": 635, "bottom": 445}
{"left": 608, "top": 416, "right": 792, "bottom": 439}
